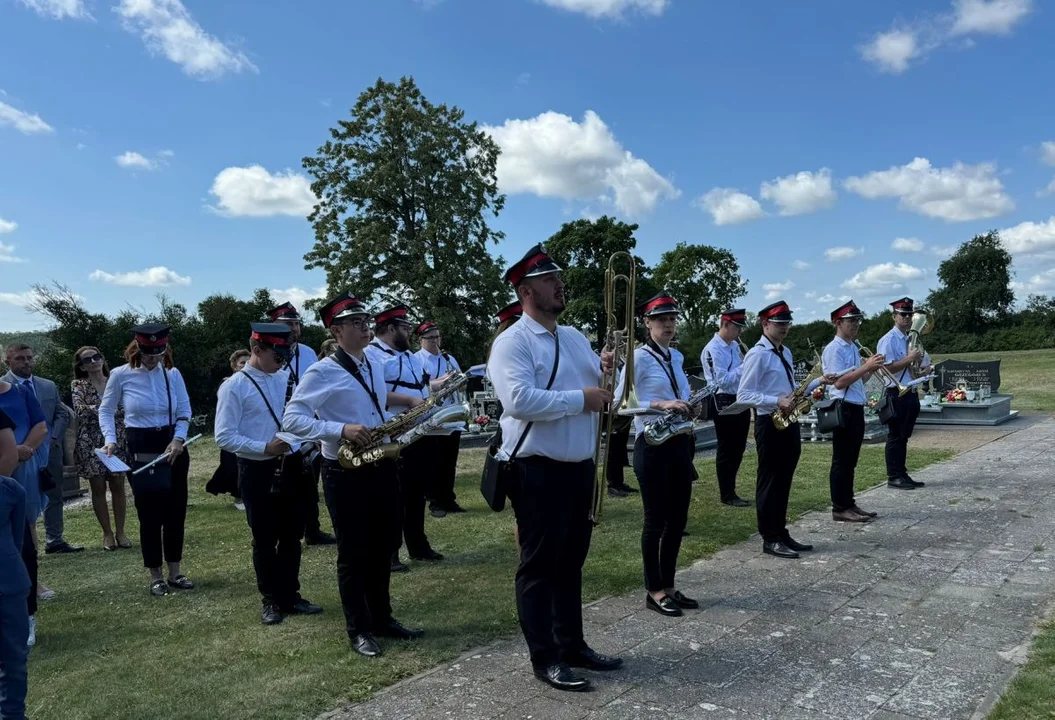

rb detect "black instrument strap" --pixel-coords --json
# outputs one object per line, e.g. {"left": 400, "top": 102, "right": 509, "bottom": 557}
{"left": 771, "top": 344, "right": 796, "bottom": 389}
{"left": 508, "top": 328, "right": 560, "bottom": 461}
{"left": 162, "top": 367, "right": 173, "bottom": 426}
{"left": 238, "top": 370, "right": 283, "bottom": 430}
{"left": 644, "top": 342, "right": 680, "bottom": 398}
{"left": 333, "top": 348, "right": 386, "bottom": 421}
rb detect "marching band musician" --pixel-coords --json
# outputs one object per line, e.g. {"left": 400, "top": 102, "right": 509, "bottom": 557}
{"left": 266, "top": 302, "right": 336, "bottom": 547}
{"left": 282, "top": 292, "right": 423, "bottom": 658}
{"left": 366, "top": 305, "right": 443, "bottom": 571}
{"left": 414, "top": 321, "right": 466, "bottom": 518}
{"left": 737, "top": 301, "right": 833, "bottom": 559}
{"left": 488, "top": 244, "right": 623, "bottom": 692}
{"left": 616, "top": 292, "right": 699, "bottom": 619}
{"left": 215, "top": 323, "right": 324, "bottom": 625}
{"left": 877, "top": 297, "right": 931, "bottom": 490}
{"left": 100, "top": 324, "right": 195, "bottom": 596}
{"left": 701, "top": 308, "right": 751, "bottom": 508}
{"left": 822, "top": 301, "right": 885, "bottom": 523}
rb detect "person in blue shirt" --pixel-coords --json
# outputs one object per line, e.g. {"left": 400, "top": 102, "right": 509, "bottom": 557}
{"left": 0, "top": 407, "right": 31, "bottom": 720}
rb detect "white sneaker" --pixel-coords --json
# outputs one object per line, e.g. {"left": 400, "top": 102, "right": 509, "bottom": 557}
{"left": 234, "top": 501, "right": 246, "bottom": 511}
{"left": 27, "top": 616, "right": 36, "bottom": 647}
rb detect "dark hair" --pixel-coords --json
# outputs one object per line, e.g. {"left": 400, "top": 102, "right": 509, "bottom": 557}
{"left": 374, "top": 320, "right": 401, "bottom": 336}
{"left": 229, "top": 348, "right": 250, "bottom": 370}
{"left": 319, "top": 338, "right": 338, "bottom": 359}
{"left": 72, "top": 345, "right": 111, "bottom": 379}
{"left": 4, "top": 343, "right": 32, "bottom": 360}
{"left": 124, "top": 340, "right": 174, "bottom": 369}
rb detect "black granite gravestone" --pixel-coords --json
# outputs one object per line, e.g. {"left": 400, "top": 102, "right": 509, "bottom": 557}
{"left": 935, "top": 359, "right": 1001, "bottom": 392}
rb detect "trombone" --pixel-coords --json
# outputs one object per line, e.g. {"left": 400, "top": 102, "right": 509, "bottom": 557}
{"left": 737, "top": 338, "right": 750, "bottom": 359}
{"left": 854, "top": 340, "right": 909, "bottom": 396}
{"left": 590, "top": 251, "right": 641, "bottom": 525}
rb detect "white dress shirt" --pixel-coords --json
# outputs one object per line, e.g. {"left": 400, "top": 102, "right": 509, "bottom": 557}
{"left": 488, "top": 313, "right": 600, "bottom": 463}
{"left": 616, "top": 344, "right": 691, "bottom": 435}
{"left": 737, "top": 335, "right": 812, "bottom": 416}
{"left": 366, "top": 339, "right": 430, "bottom": 404}
{"left": 701, "top": 334, "right": 744, "bottom": 395}
{"left": 415, "top": 349, "right": 462, "bottom": 399}
{"left": 282, "top": 353, "right": 390, "bottom": 462}
{"left": 99, "top": 363, "right": 191, "bottom": 445}
{"left": 822, "top": 336, "right": 866, "bottom": 405}
{"left": 877, "top": 327, "right": 931, "bottom": 387}
{"left": 215, "top": 365, "right": 293, "bottom": 460}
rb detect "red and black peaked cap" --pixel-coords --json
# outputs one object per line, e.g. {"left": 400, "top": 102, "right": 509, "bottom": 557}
{"left": 133, "top": 323, "right": 171, "bottom": 354}
{"left": 266, "top": 302, "right": 301, "bottom": 322}
{"left": 374, "top": 304, "right": 413, "bottom": 327}
{"left": 759, "top": 301, "right": 793, "bottom": 324}
{"left": 720, "top": 308, "right": 747, "bottom": 327}
{"left": 415, "top": 322, "right": 438, "bottom": 337}
{"left": 318, "top": 292, "right": 369, "bottom": 328}
{"left": 890, "top": 297, "right": 914, "bottom": 314}
{"left": 503, "top": 244, "right": 562, "bottom": 286}
{"left": 250, "top": 323, "right": 293, "bottom": 359}
{"left": 831, "top": 300, "right": 864, "bottom": 323}
{"left": 638, "top": 292, "right": 680, "bottom": 317}
{"left": 496, "top": 301, "right": 523, "bottom": 324}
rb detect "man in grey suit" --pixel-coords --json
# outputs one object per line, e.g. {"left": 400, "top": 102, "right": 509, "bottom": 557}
{"left": 4, "top": 344, "right": 82, "bottom": 554}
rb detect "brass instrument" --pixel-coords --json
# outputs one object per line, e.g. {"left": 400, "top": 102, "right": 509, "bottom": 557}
{"left": 590, "top": 251, "right": 641, "bottom": 524}
{"left": 906, "top": 309, "right": 934, "bottom": 378}
{"left": 338, "top": 372, "right": 470, "bottom": 468}
{"left": 643, "top": 383, "right": 717, "bottom": 445}
{"left": 854, "top": 340, "right": 909, "bottom": 396}
{"left": 772, "top": 344, "right": 826, "bottom": 431}
{"left": 737, "top": 338, "right": 750, "bottom": 359}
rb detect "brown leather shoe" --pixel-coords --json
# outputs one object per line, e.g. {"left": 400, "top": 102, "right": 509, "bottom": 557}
{"left": 851, "top": 505, "right": 878, "bottom": 518}
{"left": 832, "top": 509, "right": 872, "bottom": 523}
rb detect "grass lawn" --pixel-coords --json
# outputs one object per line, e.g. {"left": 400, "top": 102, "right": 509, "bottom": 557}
{"left": 933, "top": 348, "right": 1055, "bottom": 412}
{"left": 27, "top": 438, "right": 951, "bottom": 720}
{"left": 988, "top": 616, "right": 1055, "bottom": 720}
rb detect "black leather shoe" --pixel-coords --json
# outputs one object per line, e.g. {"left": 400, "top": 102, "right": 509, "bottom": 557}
{"left": 783, "top": 535, "right": 813, "bottom": 552}
{"left": 563, "top": 646, "right": 623, "bottom": 671}
{"left": 391, "top": 554, "right": 410, "bottom": 573}
{"left": 284, "top": 598, "right": 323, "bottom": 615}
{"left": 607, "top": 486, "right": 629, "bottom": 498}
{"left": 533, "top": 662, "right": 590, "bottom": 691}
{"left": 167, "top": 575, "right": 195, "bottom": 590}
{"left": 410, "top": 548, "right": 444, "bottom": 561}
{"left": 722, "top": 496, "right": 751, "bottom": 507}
{"left": 374, "top": 618, "right": 424, "bottom": 640}
{"left": 903, "top": 473, "right": 926, "bottom": 488}
{"left": 351, "top": 633, "right": 382, "bottom": 658}
{"left": 261, "top": 604, "right": 284, "bottom": 625}
{"left": 887, "top": 476, "right": 917, "bottom": 490}
{"left": 851, "top": 505, "right": 879, "bottom": 518}
{"left": 149, "top": 579, "right": 169, "bottom": 597}
{"left": 305, "top": 531, "right": 337, "bottom": 545}
{"left": 646, "top": 593, "right": 683, "bottom": 617}
{"left": 446, "top": 502, "right": 468, "bottom": 512}
{"left": 671, "top": 590, "right": 699, "bottom": 609}
{"left": 763, "top": 541, "right": 800, "bottom": 559}
{"left": 45, "top": 541, "right": 84, "bottom": 554}
{"left": 429, "top": 506, "right": 447, "bottom": 518}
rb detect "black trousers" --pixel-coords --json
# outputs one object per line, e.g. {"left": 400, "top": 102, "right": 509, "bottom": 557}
{"left": 713, "top": 402, "right": 751, "bottom": 501}
{"left": 885, "top": 390, "right": 921, "bottom": 480}
{"left": 605, "top": 416, "right": 632, "bottom": 489}
{"left": 205, "top": 449, "right": 240, "bottom": 500}
{"left": 126, "top": 426, "right": 190, "bottom": 569}
{"left": 397, "top": 438, "right": 438, "bottom": 556}
{"left": 830, "top": 402, "right": 865, "bottom": 512}
{"left": 321, "top": 458, "right": 401, "bottom": 638}
{"left": 754, "top": 415, "right": 802, "bottom": 543}
{"left": 297, "top": 446, "right": 327, "bottom": 536}
{"left": 633, "top": 434, "right": 694, "bottom": 592}
{"left": 239, "top": 456, "right": 305, "bottom": 607}
{"left": 427, "top": 432, "right": 462, "bottom": 508}
{"left": 21, "top": 520, "right": 37, "bottom": 617}
{"left": 508, "top": 456, "right": 594, "bottom": 668}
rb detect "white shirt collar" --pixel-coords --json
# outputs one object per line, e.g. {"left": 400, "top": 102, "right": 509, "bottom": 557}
{"left": 520, "top": 312, "right": 556, "bottom": 336}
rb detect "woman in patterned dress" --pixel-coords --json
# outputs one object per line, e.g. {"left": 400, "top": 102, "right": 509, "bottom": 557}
{"left": 72, "top": 346, "right": 131, "bottom": 551}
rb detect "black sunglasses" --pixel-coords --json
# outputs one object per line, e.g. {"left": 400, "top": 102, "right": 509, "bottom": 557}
{"left": 78, "top": 353, "right": 104, "bottom": 365}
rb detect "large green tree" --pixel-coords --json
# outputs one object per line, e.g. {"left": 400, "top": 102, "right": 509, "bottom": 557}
{"left": 302, "top": 76, "right": 507, "bottom": 365}
{"left": 651, "top": 242, "right": 747, "bottom": 331}
{"left": 926, "top": 231, "right": 1014, "bottom": 333}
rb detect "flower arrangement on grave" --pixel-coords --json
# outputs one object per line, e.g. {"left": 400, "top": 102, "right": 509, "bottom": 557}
{"left": 471, "top": 414, "right": 492, "bottom": 431}
{"left": 944, "top": 388, "right": 967, "bottom": 403}
{"left": 811, "top": 386, "right": 825, "bottom": 401}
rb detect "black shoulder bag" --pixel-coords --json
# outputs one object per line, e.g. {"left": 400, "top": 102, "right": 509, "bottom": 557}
{"left": 480, "top": 331, "right": 560, "bottom": 512}
{"left": 815, "top": 398, "right": 844, "bottom": 433}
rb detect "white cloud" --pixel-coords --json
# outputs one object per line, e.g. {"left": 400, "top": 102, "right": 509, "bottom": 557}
{"left": 1041, "top": 141, "right": 1055, "bottom": 167}
{"left": 892, "top": 237, "right": 925, "bottom": 252}
{"left": 825, "top": 246, "right": 864, "bottom": 262}
{"left": 538, "top": 0, "right": 669, "bottom": 19}
{"left": 844, "top": 157, "right": 1013, "bottom": 222}
{"left": 270, "top": 285, "right": 328, "bottom": 312}
{"left": 0, "top": 100, "right": 55, "bottom": 135}
{"left": 759, "top": 168, "right": 837, "bottom": 216}
{"left": 0, "top": 217, "right": 17, "bottom": 234}
{"left": 931, "top": 245, "right": 957, "bottom": 258}
{"left": 208, "top": 165, "right": 317, "bottom": 218}
{"left": 1000, "top": 217, "right": 1055, "bottom": 257}
{"left": 816, "top": 293, "right": 838, "bottom": 304}
{"left": 792, "top": 260, "right": 811, "bottom": 271}
{"left": 762, "top": 280, "right": 794, "bottom": 300}
{"left": 841, "top": 262, "right": 925, "bottom": 293}
{"left": 695, "top": 188, "right": 764, "bottom": 226}
{"left": 1040, "top": 178, "right": 1055, "bottom": 197}
{"left": 115, "top": 0, "right": 258, "bottom": 81}
{"left": 949, "top": 0, "right": 1032, "bottom": 36}
{"left": 0, "top": 241, "right": 26, "bottom": 264}
{"left": 89, "top": 266, "right": 191, "bottom": 287}
{"left": 860, "top": 29, "right": 921, "bottom": 74}
{"left": 158, "top": 149, "right": 175, "bottom": 158}
{"left": 115, "top": 151, "right": 156, "bottom": 170}
{"left": 484, "top": 110, "right": 679, "bottom": 216}
{"left": 0, "top": 291, "right": 40, "bottom": 308}
{"left": 16, "top": 0, "right": 91, "bottom": 19}
{"left": 1014, "top": 267, "right": 1055, "bottom": 294}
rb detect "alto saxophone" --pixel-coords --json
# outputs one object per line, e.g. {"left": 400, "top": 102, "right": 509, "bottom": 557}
{"left": 642, "top": 383, "right": 718, "bottom": 446}
{"left": 337, "top": 372, "right": 471, "bottom": 468}
{"left": 772, "top": 350, "right": 826, "bottom": 431}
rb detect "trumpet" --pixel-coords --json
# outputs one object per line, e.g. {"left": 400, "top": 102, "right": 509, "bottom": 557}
{"left": 590, "top": 251, "right": 641, "bottom": 525}
{"left": 854, "top": 341, "right": 909, "bottom": 396}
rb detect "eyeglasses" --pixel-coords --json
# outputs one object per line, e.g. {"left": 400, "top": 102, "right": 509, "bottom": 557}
{"left": 79, "top": 354, "right": 104, "bottom": 365}
{"left": 421, "top": 335, "right": 441, "bottom": 341}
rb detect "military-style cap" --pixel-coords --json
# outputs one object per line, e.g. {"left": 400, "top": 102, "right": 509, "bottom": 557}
{"left": 318, "top": 291, "right": 368, "bottom": 328}
{"left": 132, "top": 323, "right": 171, "bottom": 355}
{"left": 250, "top": 323, "right": 294, "bottom": 360}
{"left": 503, "top": 244, "right": 562, "bottom": 286}
{"left": 720, "top": 308, "right": 747, "bottom": 327}
{"left": 831, "top": 300, "right": 864, "bottom": 323}
{"left": 890, "top": 297, "right": 914, "bottom": 314}
{"left": 266, "top": 302, "right": 301, "bottom": 322}
{"left": 415, "top": 321, "right": 439, "bottom": 337}
{"left": 759, "top": 301, "right": 793, "bottom": 324}
{"left": 638, "top": 292, "right": 680, "bottom": 317}
{"left": 496, "top": 301, "right": 522, "bottom": 324}
{"left": 374, "top": 304, "right": 413, "bottom": 326}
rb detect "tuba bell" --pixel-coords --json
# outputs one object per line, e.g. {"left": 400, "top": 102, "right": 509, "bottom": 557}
{"left": 907, "top": 309, "right": 935, "bottom": 378}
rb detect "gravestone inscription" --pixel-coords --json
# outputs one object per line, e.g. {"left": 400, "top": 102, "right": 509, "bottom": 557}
{"left": 935, "top": 359, "right": 1001, "bottom": 393}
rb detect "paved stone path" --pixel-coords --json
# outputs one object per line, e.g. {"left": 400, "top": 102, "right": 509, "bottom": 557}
{"left": 330, "top": 417, "right": 1055, "bottom": 720}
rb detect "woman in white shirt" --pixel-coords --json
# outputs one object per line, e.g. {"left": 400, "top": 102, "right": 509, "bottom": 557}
{"left": 100, "top": 324, "right": 194, "bottom": 597}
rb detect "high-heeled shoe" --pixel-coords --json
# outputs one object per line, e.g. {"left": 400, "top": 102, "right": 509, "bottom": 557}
{"left": 646, "top": 593, "right": 683, "bottom": 617}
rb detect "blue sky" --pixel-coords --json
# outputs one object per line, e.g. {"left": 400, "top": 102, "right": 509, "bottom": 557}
{"left": 2, "top": 0, "right": 1054, "bottom": 332}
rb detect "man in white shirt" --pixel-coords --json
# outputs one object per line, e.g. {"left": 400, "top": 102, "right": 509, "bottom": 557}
{"left": 216, "top": 323, "right": 324, "bottom": 625}
{"left": 267, "top": 302, "right": 335, "bottom": 547}
{"left": 489, "top": 244, "right": 622, "bottom": 692}
{"left": 701, "top": 308, "right": 751, "bottom": 508}
{"left": 414, "top": 321, "right": 466, "bottom": 517}
{"left": 737, "top": 300, "right": 832, "bottom": 559}
{"left": 282, "top": 292, "right": 423, "bottom": 658}
{"left": 822, "top": 301, "right": 886, "bottom": 524}
{"left": 367, "top": 305, "right": 442, "bottom": 571}
{"left": 877, "top": 297, "right": 930, "bottom": 490}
